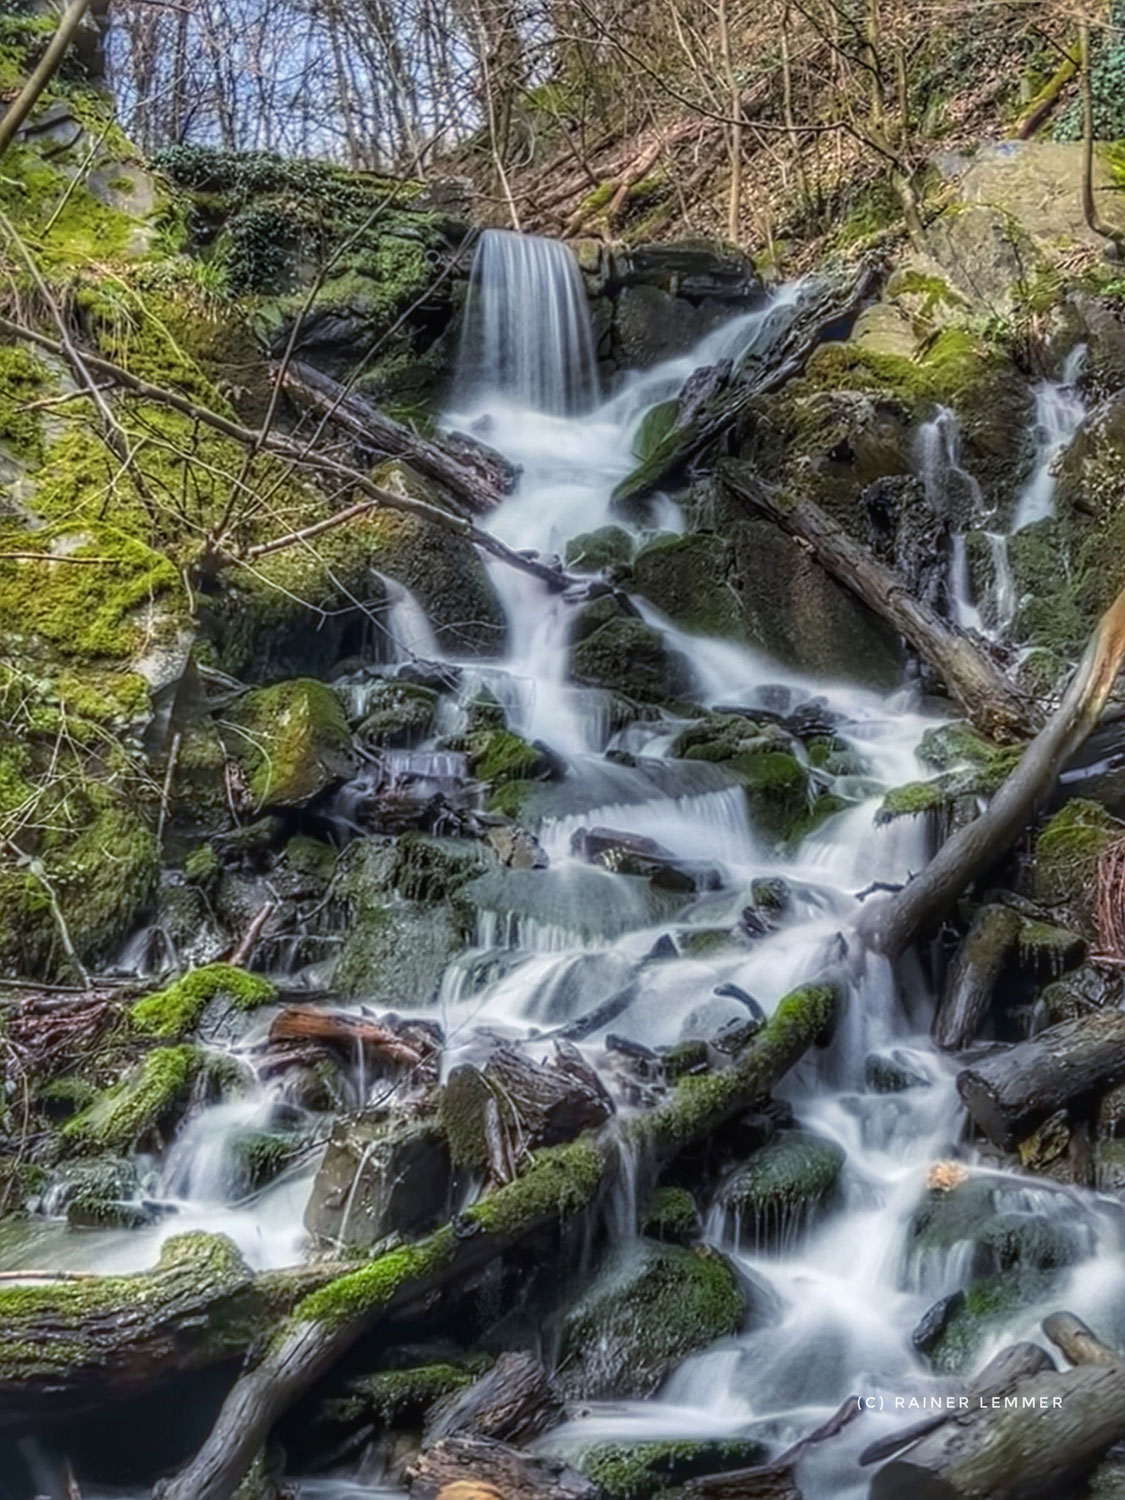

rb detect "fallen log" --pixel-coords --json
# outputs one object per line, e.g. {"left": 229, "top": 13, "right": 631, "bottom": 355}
{"left": 870, "top": 1355, "right": 1125, "bottom": 1500}
{"left": 931, "top": 905, "right": 1022, "bottom": 1051}
{"left": 611, "top": 261, "right": 884, "bottom": 514}
{"left": 719, "top": 464, "right": 1039, "bottom": 741}
{"left": 684, "top": 1395, "right": 860, "bottom": 1499}
{"left": 0, "top": 1234, "right": 344, "bottom": 1433}
{"left": 408, "top": 1432, "right": 596, "bottom": 1500}
{"left": 279, "top": 361, "right": 517, "bottom": 516}
{"left": 956, "top": 1011, "right": 1125, "bottom": 1150}
{"left": 268, "top": 1005, "right": 429, "bottom": 1069}
{"left": 156, "top": 980, "right": 840, "bottom": 1500}
{"left": 424, "top": 1351, "right": 563, "bottom": 1445}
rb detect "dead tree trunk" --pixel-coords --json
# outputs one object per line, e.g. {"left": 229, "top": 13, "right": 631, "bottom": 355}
{"left": 931, "top": 905, "right": 1022, "bottom": 1051}
{"left": 0, "top": 1234, "right": 343, "bottom": 1433}
{"left": 956, "top": 1011, "right": 1125, "bottom": 1149}
{"left": 720, "top": 464, "right": 1038, "bottom": 740}
{"left": 279, "top": 361, "right": 517, "bottom": 515}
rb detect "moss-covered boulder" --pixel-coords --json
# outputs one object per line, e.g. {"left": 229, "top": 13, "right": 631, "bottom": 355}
{"left": 715, "top": 1131, "right": 844, "bottom": 1248}
{"left": 568, "top": 597, "right": 692, "bottom": 702}
{"left": 565, "top": 525, "right": 634, "bottom": 575}
{"left": 672, "top": 713, "right": 840, "bottom": 845}
{"left": 556, "top": 1241, "right": 747, "bottom": 1398}
{"left": 632, "top": 532, "right": 745, "bottom": 639}
{"left": 355, "top": 678, "right": 438, "bottom": 747}
{"left": 332, "top": 837, "right": 482, "bottom": 1002}
{"left": 227, "top": 679, "right": 352, "bottom": 808}
{"left": 642, "top": 1185, "right": 702, "bottom": 1245}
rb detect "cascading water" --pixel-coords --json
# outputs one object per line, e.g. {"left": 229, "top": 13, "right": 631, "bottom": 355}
{"left": 915, "top": 406, "right": 986, "bottom": 632}
{"left": 20, "top": 233, "right": 1124, "bottom": 1500}
{"left": 1012, "top": 344, "right": 1087, "bottom": 532}
{"left": 455, "top": 227, "right": 600, "bottom": 415}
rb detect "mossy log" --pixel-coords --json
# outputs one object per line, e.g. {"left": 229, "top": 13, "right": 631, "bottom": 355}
{"left": 0, "top": 1234, "right": 342, "bottom": 1433}
{"left": 278, "top": 360, "right": 517, "bottom": 516}
{"left": 719, "top": 463, "right": 1038, "bottom": 741}
{"left": 611, "top": 262, "right": 883, "bottom": 513}
{"left": 957, "top": 1012, "right": 1125, "bottom": 1150}
{"left": 932, "top": 904, "right": 1022, "bottom": 1051}
{"left": 158, "top": 980, "right": 840, "bottom": 1500}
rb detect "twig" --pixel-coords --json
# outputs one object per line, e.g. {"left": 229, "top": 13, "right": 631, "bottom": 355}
{"left": 227, "top": 901, "right": 276, "bottom": 968}
{"left": 156, "top": 730, "right": 182, "bottom": 847}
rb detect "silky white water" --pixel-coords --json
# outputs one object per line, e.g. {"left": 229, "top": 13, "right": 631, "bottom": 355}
{"left": 1012, "top": 345, "right": 1087, "bottom": 532}
{"left": 21, "top": 237, "right": 1122, "bottom": 1500}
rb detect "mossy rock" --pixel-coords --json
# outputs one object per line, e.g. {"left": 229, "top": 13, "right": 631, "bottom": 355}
{"left": 565, "top": 525, "right": 635, "bottom": 574}
{"left": 672, "top": 714, "right": 820, "bottom": 845}
{"left": 332, "top": 838, "right": 477, "bottom": 1002}
{"left": 131, "top": 963, "right": 277, "bottom": 1040}
{"left": 356, "top": 678, "right": 438, "bottom": 747}
{"left": 320, "top": 1362, "right": 480, "bottom": 1430}
{"left": 1034, "top": 798, "right": 1122, "bottom": 937}
{"left": 632, "top": 533, "right": 746, "bottom": 639}
{"left": 642, "top": 1185, "right": 701, "bottom": 1245}
{"left": 305, "top": 1112, "right": 454, "bottom": 1249}
{"left": 62, "top": 1045, "right": 204, "bottom": 1154}
{"left": 716, "top": 1131, "right": 844, "bottom": 1247}
{"left": 556, "top": 1240, "right": 747, "bottom": 1398}
{"left": 227, "top": 679, "right": 352, "bottom": 808}
{"left": 568, "top": 602, "right": 693, "bottom": 703}
{"left": 576, "top": 1439, "right": 768, "bottom": 1500}
{"left": 466, "top": 728, "right": 558, "bottom": 787}
{"left": 924, "top": 1271, "right": 1057, "bottom": 1374}
{"left": 362, "top": 488, "right": 506, "bottom": 659}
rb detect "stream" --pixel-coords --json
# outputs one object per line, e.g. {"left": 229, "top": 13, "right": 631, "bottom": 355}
{"left": 11, "top": 230, "right": 1122, "bottom": 1500}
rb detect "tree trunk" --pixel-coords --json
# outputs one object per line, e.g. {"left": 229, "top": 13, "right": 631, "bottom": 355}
{"left": 0, "top": 0, "right": 93, "bottom": 162}
{"left": 931, "top": 905, "right": 1022, "bottom": 1051}
{"left": 719, "top": 464, "right": 1039, "bottom": 740}
{"left": 1080, "top": 20, "right": 1119, "bottom": 247}
{"left": 279, "top": 360, "right": 518, "bottom": 516}
{"left": 956, "top": 1011, "right": 1125, "bottom": 1150}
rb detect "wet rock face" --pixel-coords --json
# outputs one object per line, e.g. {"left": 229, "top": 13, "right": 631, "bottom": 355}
{"left": 715, "top": 1130, "right": 845, "bottom": 1249}
{"left": 305, "top": 1110, "right": 456, "bottom": 1250}
{"left": 555, "top": 1240, "right": 747, "bottom": 1399}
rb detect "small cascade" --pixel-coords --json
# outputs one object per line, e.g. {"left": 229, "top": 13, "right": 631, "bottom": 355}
{"left": 455, "top": 228, "right": 599, "bottom": 415}
{"left": 1013, "top": 344, "right": 1087, "bottom": 532}
{"left": 915, "top": 406, "right": 986, "bottom": 631}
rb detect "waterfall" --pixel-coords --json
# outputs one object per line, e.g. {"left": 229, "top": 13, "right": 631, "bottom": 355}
{"left": 915, "top": 407, "right": 984, "bottom": 630}
{"left": 1012, "top": 344, "right": 1087, "bottom": 531}
{"left": 455, "top": 228, "right": 599, "bottom": 415}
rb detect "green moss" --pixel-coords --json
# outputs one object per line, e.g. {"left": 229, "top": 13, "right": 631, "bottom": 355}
{"left": 558, "top": 1241, "right": 746, "bottom": 1398}
{"left": 466, "top": 1137, "right": 605, "bottom": 1236}
{"left": 0, "top": 342, "right": 49, "bottom": 463}
{"left": 283, "top": 835, "right": 337, "bottom": 883}
{"left": 0, "top": 521, "right": 181, "bottom": 662}
{"left": 184, "top": 844, "right": 220, "bottom": 882}
{"left": 642, "top": 1185, "right": 700, "bottom": 1244}
{"left": 356, "top": 679, "right": 437, "bottom": 747}
{"left": 131, "top": 964, "right": 277, "bottom": 1039}
{"left": 1035, "top": 798, "right": 1121, "bottom": 906}
{"left": 718, "top": 1131, "right": 844, "bottom": 1243}
{"left": 632, "top": 533, "right": 745, "bottom": 640}
{"left": 467, "top": 728, "right": 549, "bottom": 785}
{"left": 577, "top": 1440, "right": 768, "bottom": 1500}
{"left": 486, "top": 778, "right": 537, "bottom": 818}
{"left": 62, "top": 1045, "right": 202, "bottom": 1153}
{"left": 324, "top": 1362, "right": 479, "bottom": 1427}
{"left": 564, "top": 525, "right": 634, "bottom": 574}
{"left": 804, "top": 327, "right": 998, "bottom": 414}
{"left": 633, "top": 401, "right": 679, "bottom": 463}
{"left": 296, "top": 1228, "right": 456, "bottom": 1327}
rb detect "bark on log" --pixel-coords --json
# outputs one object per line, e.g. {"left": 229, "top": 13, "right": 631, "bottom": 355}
{"left": 408, "top": 1433, "right": 596, "bottom": 1500}
{"left": 156, "top": 980, "right": 841, "bottom": 1500}
{"left": 719, "top": 464, "right": 1038, "bottom": 741}
{"left": 0, "top": 1233, "right": 343, "bottom": 1433}
{"left": 1044, "top": 1311, "right": 1120, "bottom": 1367}
{"left": 931, "top": 905, "right": 1022, "bottom": 1051}
{"left": 611, "top": 262, "right": 885, "bottom": 514}
{"left": 685, "top": 1396, "right": 859, "bottom": 1498}
{"left": 278, "top": 361, "right": 517, "bottom": 516}
{"left": 268, "top": 1005, "right": 430, "bottom": 1068}
{"left": 870, "top": 1361, "right": 1125, "bottom": 1500}
{"left": 858, "top": 566, "right": 1125, "bottom": 958}
{"left": 956, "top": 1011, "right": 1125, "bottom": 1150}
{"left": 424, "top": 1352, "right": 563, "bottom": 1445}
